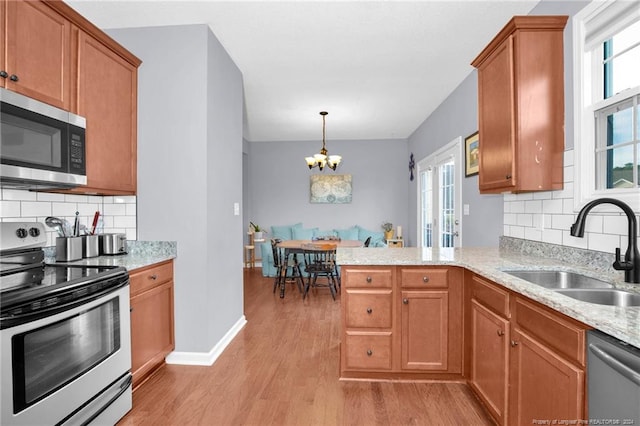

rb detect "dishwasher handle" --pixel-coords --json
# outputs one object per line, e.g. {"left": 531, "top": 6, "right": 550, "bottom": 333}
{"left": 589, "top": 342, "right": 640, "bottom": 387}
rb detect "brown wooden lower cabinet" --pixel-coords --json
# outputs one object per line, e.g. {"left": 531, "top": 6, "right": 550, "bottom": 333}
{"left": 340, "top": 266, "right": 462, "bottom": 379}
{"left": 467, "top": 272, "right": 588, "bottom": 426}
{"left": 470, "top": 298, "right": 509, "bottom": 424}
{"left": 129, "top": 260, "right": 175, "bottom": 390}
{"left": 340, "top": 267, "right": 588, "bottom": 424}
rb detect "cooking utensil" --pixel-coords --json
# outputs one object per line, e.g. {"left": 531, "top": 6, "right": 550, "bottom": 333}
{"left": 73, "top": 212, "right": 80, "bottom": 237}
{"left": 90, "top": 211, "right": 100, "bottom": 235}
{"left": 45, "top": 216, "right": 66, "bottom": 237}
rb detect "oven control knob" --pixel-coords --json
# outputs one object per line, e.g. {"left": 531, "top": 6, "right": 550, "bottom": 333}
{"left": 29, "top": 227, "right": 41, "bottom": 237}
{"left": 16, "top": 228, "right": 28, "bottom": 239}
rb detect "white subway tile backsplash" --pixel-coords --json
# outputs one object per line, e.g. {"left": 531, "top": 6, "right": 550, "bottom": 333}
{"left": 2, "top": 189, "right": 37, "bottom": 201}
{"left": 533, "top": 191, "right": 552, "bottom": 200}
{"left": 114, "top": 215, "right": 137, "bottom": 228}
{"left": 524, "top": 227, "right": 542, "bottom": 241}
{"left": 562, "top": 230, "right": 589, "bottom": 249}
{"left": 504, "top": 213, "right": 517, "bottom": 225}
{"left": 0, "top": 189, "right": 136, "bottom": 242}
{"left": 524, "top": 200, "right": 542, "bottom": 214}
{"left": 543, "top": 199, "right": 563, "bottom": 214}
{"left": 551, "top": 214, "right": 574, "bottom": 231}
{"left": 103, "top": 203, "right": 127, "bottom": 216}
{"left": 36, "top": 192, "right": 65, "bottom": 202}
{"left": 602, "top": 214, "right": 634, "bottom": 235}
{"left": 21, "top": 202, "right": 52, "bottom": 217}
{"left": 583, "top": 215, "right": 603, "bottom": 234}
{"left": 0, "top": 200, "right": 21, "bottom": 217}
{"left": 542, "top": 228, "right": 563, "bottom": 245}
{"left": 505, "top": 149, "right": 636, "bottom": 256}
{"left": 517, "top": 214, "right": 533, "bottom": 227}
{"left": 52, "top": 202, "right": 79, "bottom": 217}
{"left": 587, "top": 232, "right": 620, "bottom": 253}
{"left": 510, "top": 226, "right": 525, "bottom": 238}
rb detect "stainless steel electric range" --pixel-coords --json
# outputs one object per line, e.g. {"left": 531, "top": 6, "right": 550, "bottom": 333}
{"left": 1, "top": 222, "right": 132, "bottom": 426}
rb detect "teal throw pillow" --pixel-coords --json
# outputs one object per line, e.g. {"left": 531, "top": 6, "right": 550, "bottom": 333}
{"left": 270, "top": 222, "right": 303, "bottom": 241}
{"left": 356, "top": 225, "right": 385, "bottom": 246}
{"left": 292, "top": 227, "right": 319, "bottom": 240}
{"left": 334, "top": 226, "right": 359, "bottom": 240}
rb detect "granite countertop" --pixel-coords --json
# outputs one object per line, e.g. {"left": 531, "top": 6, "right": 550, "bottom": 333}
{"left": 337, "top": 246, "right": 640, "bottom": 348}
{"left": 45, "top": 240, "right": 177, "bottom": 271}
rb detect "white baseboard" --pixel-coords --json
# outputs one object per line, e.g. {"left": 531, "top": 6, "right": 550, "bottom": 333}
{"left": 165, "top": 315, "right": 247, "bottom": 366}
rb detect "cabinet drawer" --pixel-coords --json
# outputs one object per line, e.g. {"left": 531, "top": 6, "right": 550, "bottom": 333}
{"left": 344, "top": 332, "right": 392, "bottom": 370}
{"left": 472, "top": 275, "right": 510, "bottom": 318}
{"left": 401, "top": 268, "right": 448, "bottom": 288}
{"left": 343, "top": 267, "right": 393, "bottom": 288}
{"left": 130, "top": 260, "right": 174, "bottom": 297}
{"left": 513, "top": 297, "right": 587, "bottom": 366}
{"left": 345, "top": 290, "right": 393, "bottom": 328}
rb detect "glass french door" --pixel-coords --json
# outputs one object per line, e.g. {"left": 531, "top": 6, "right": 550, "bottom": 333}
{"left": 417, "top": 137, "right": 462, "bottom": 248}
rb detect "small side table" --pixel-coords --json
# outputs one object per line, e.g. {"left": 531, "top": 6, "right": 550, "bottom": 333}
{"left": 244, "top": 232, "right": 265, "bottom": 268}
{"left": 386, "top": 238, "right": 404, "bottom": 248}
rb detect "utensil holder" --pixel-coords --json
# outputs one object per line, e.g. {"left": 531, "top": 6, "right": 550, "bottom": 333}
{"left": 82, "top": 235, "right": 99, "bottom": 258}
{"left": 56, "top": 237, "right": 83, "bottom": 262}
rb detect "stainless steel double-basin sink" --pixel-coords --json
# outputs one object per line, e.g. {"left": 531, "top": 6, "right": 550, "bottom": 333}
{"left": 504, "top": 270, "right": 640, "bottom": 307}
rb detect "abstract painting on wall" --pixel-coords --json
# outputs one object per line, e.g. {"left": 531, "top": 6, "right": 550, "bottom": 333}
{"left": 310, "top": 174, "right": 352, "bottom": 204}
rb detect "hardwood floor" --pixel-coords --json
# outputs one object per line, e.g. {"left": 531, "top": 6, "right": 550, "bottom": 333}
{"left": 118, "top": 268, "right": 494, "bottom": 425}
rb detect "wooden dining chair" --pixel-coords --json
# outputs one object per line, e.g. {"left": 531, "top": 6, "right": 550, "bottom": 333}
{"left": 271, "top": 238, "right": 303, "bottom": 296}
{"left": 302, "top": 244, "right": 338, "bottom": 300}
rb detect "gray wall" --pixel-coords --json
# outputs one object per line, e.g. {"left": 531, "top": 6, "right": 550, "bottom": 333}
{"left": 246, "top": 138, "right": 409, "bottom": 241}
{"left": 408, "top": 72, "right": 504, "bottom": 247}
{"left": 108, "top": 25, "right": 244, "bottom": 354}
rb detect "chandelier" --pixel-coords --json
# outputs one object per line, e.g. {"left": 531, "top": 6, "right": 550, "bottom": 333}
{"left": 305, "top": 111, "right": 341, "bottom": 171}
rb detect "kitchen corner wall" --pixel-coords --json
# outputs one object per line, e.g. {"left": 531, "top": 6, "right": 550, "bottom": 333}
{"left": 0, "top": 189, "right": 137, "bottom": 244}
{"left": 504, "top": 149, "right": 640, "bottom": 254}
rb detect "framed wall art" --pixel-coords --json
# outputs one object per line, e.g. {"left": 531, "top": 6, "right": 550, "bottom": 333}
{"left": 465, "top": 131, "right": 479, "bottom": 177}
{"left": 310, "top": 174, "right": 352, "bottom": 204}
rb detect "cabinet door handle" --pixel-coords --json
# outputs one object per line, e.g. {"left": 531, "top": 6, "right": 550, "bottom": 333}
{"left": 510, "top": 340, "right": 519, "bottom": 347}
{"left": 366, "top": 308, "right": 373, "bottom": 314}
{"left": 403, "top": 298, "right": 409, "bottom": 304}
{"left": 366, "top": 349, "right": 373, "bottom": 356}
{"left": 0, "top": 71, "right": 7, "bottom": 78}
{"left": 9, "top": 74, "right": 18, "bottom": 82}
{"left": 150, "top": 274, "right": 158, "bottom": 280}
{"left": 506, "top": 174, "right": 512, "bottom": 180}
{"left": 423, "top": 276, "right": 429, "bottom": 283}
{"left": 366, "top": 276, "right": 372, "bottom": 283}
{"left": 497, "top": 330, "right": 505, "bottom": 337}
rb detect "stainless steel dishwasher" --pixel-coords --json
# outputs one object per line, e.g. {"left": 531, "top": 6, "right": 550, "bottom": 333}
{"left": 588, "top": 330, "right": 640, "bottom": 424}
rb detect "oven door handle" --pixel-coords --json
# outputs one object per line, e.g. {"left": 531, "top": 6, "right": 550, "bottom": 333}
{"left": 1, "top": 278, "right": 128, "bottom": 329}
{"left": 57, "top": 372, "right": 132, "bottom": 426}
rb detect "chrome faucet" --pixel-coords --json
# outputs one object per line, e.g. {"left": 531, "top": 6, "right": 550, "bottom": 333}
{"left": 570, "top": 198, "right": 640, "bottom": 283}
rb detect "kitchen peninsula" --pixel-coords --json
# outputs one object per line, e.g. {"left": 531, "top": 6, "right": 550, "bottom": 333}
{"left": 337, "top": 242, "right": 640, "bottom": 425}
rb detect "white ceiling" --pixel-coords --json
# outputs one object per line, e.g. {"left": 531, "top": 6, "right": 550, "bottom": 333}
{"left": 67, "top": 0, "right": 539, "bottom": 142}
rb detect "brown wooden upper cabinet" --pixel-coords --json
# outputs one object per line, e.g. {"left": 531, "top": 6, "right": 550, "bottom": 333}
{"left": 2, "top": 0, "right": 141, "bottom": 195}
{"left": 1, "top": 1, "right": 72, "bottom": 110}
{"left": 73, "top": 30, "right": 139, "bottom": 195}
{"left": 471, "top": 16, "right": 568, "bottom": 194}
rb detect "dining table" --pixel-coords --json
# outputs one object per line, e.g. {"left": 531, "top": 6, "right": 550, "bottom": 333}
{"left": 275, "top": 239, "right": 363, "bottom": 298}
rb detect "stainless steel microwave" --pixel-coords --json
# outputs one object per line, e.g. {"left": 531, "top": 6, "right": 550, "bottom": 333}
{"left": 0, "top": 88, "right": 87, "bottom": 190}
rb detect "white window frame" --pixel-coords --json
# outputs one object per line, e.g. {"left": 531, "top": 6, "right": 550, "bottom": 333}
{"left": 573, "top": 0, "right": 640, "bottom": 213}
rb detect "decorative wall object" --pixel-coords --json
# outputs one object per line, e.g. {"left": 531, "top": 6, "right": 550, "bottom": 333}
{"left": 465, "top": 131, "right": 479, "bottom": 177}
{"left": 310, "top": 174, "right": 352, "bottom": 204}
{"left": 409, "top": 153, "right": 415, "bottom": 181}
